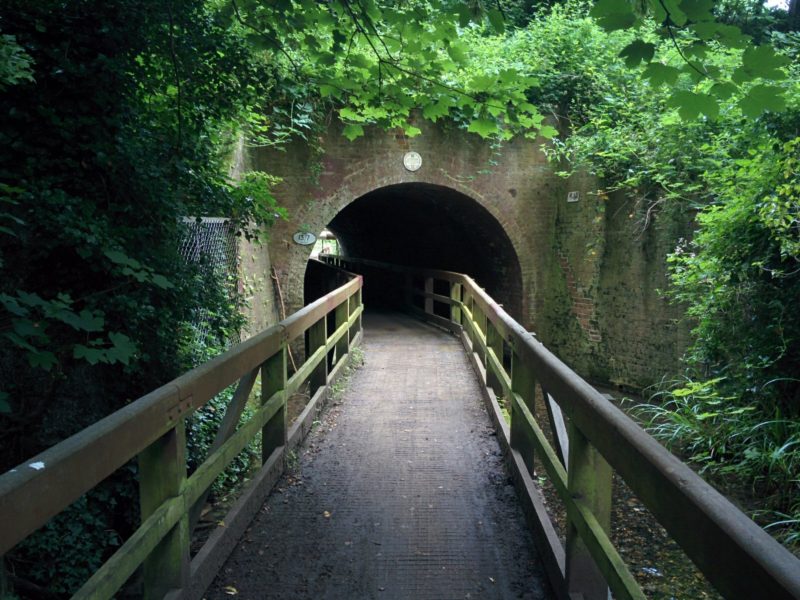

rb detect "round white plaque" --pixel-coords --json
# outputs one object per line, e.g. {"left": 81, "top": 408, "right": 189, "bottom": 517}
{"left": 293, "top": 231, "right": 317, "bottom": 245}
{"left": 403, "top": 151, "right": 422, "bottom": 172}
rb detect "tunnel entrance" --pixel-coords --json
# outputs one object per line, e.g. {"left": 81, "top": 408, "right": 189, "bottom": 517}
{"left": 305, "top": 183, "right": 524, "bottom": 320}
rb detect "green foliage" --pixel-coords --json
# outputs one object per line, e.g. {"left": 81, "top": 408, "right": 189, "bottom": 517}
{"left": 521, "top": 0, "right": 800, "bottom": 549}
{"left": 201, "top": 0, "right": 796, "bottom": 147}
{"left": 0, "top": 34, "right": 34, "bottom": 89}
{"left": 1, "top": 0, "right": 279, "bottom": 592}
{"left": 9, "top": 467, "right": 138, "bottom": 594}
{"left": 635, "top": 377, "right": 800, "bottom": 549}
{"left": 230, "top": 0, "right": 548, "bottom": 142}
{"left": 460, "top": 2, "right": 636, "bottom": 124}
{"left": 0, "top": 0, "right": 280, "bottom": 450}
{"left": 587, "top": 0, "right": 793, "bottom": 120}
{"left": 186, "top": 384, "right": 259, "bottom": 497}
{"left": 667, "top": 137, "right": 800, "bottom": 416}
{"left": 545, "top": 8, "right": 800, "bottom": 205}
{"left": 229, "top": 171, "right": 288, "bottom": 240}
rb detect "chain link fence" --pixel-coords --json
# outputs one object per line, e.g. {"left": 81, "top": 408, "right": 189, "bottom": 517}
{"left": 179, "top": 217, "right": 240, "bottom": 351}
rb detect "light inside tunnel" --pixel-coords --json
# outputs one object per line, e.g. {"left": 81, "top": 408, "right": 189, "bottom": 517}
{"left": 310, "top": 229, "right": 340, "bottom": 258}
{"left": 319, "top": 183, "right": 524, "bottom": 320}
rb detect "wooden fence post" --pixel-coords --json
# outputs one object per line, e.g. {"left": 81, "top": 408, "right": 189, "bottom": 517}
{"left": 139, "top": 423, "right": 189, "bottom": 599}
{"left": 424, "top": 277, "right": 434, "bottom": 315}
{"left": 262, "top": 346, "right": 287, "bottom": 462}
{"left": 474, "top": 304, "right": 488, "bottom": 370}
{"left": 307, "top": 315, "right": 328, "bottom": 394}
{"left": 450, "top": 282, "right": 462, "bottom": 326}
{"left": 566, "top": 422, "right": 612, "bottom": 600}
{"left": 485, "top": 321, "right": 504, "bottom": 394}
{"left": 334, "top": 299, "right": 349, "bottom": 365}
{"left": 462, "top": 291, "right": 473, "bottom": 345}
{"left": 351, "top": 288, "right": 362, "bottom": 337}
{"left": 510, "top": 351, "right": 537, "bottom": 476}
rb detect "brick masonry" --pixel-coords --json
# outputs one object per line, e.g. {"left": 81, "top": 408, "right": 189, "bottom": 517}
{"left": 236, "top": 120, "right": 691, "bottom": 391}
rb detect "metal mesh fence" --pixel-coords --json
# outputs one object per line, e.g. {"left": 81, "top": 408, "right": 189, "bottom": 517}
{"left": 179, "top": 217, "right": 239, "bottom": 350}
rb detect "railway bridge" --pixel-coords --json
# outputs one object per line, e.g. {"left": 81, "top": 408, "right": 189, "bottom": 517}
{"left": 2, "top": 257, "right": 799, "bottom": 600}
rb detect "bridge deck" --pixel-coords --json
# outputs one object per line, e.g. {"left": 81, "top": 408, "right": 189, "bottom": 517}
{"left": 207, "top": 311, "right": 551, "bottom": 600}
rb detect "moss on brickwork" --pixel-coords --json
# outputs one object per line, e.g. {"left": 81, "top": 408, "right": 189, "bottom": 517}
{"left": 539, "top": 184, "right": 692, "bottom": 391}
{"left": 239, "top": 120, "right": 692, "bottom": 393}
{"left": 240, "top": 237, "right": 280, "bottom": 337}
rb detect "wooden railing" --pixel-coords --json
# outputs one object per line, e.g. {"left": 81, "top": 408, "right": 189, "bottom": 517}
{"left": 321, "top": 255, "right": 800, "bottom": 600}
{"left": 0, "top": 260, "right": 363, "bottom": 600}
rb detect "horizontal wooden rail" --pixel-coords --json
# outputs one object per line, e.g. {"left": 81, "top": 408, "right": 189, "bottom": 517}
{"left": 0, "top": 259, "right": 364, "bottom": 599}
{"left": 321, "top": 255, "right": 800, "bottom": 600}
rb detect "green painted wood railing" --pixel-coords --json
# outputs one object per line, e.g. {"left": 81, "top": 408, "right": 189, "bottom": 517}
{"left": 321, "top": 255, "right": 800, "bottom": 600}
{"left": 0, "top": 261, "right": 363, "bottom": 600}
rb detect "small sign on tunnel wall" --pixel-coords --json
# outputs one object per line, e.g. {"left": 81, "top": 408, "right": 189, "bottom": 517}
{"left": 567, "top": 191, "right": 580, "bottom": 203}
{"left": 403, "top": 151, "right": 422, "bottom": 172}
{"left": 293, "top": 231, "right": 317, "bottom": 245}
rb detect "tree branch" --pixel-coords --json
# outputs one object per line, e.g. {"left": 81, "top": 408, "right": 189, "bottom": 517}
{"left": 658, "top": 0, "right": 709, "bottom": 79}
{"left": 352, "top": 0, "right": 398, "bottom": 62}
{"left": 341, "top": 0, "right": 391, "bottom": 65}
{"left": 230, "top": 0, "right": 301, "bottom": 77}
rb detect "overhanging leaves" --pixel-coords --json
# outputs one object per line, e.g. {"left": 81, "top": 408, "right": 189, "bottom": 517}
{"left": 620, "top": 40, "right": 655, "bottom": 68}
{"left": 667, "top": 90, "right": 719, "bottom": 120}
{"left": 342, "top": 123, "right": 365, "bottom": 140}
{"left": 467, "top": 117, "right": 499, "bottom": 138}
{"left": 739, "top": 85, "right": 787, "bottom": 118}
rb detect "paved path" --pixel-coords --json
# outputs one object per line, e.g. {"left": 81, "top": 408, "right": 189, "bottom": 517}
{"left": 208, "top": 311, "right": 552, "bottom": 600}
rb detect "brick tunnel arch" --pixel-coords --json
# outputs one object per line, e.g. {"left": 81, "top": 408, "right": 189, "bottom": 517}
{"left": 258, "top": 123, "right": 543, "bottom": 329}
{"left": 304, "top": 182, "right": 525, "bottom": 321}
{"left": 251, "top": 120, "right": 687, "bottom": 390}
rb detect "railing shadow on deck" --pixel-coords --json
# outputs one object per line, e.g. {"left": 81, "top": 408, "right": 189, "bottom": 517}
{"left": 0, "top": 260, "right": 363, "bottom": 600}
{"left": 320, "top": 255, "right": 800, "bottom": 600}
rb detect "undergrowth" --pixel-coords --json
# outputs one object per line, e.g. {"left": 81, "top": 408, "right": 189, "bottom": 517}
{"left": 634, "top": 377, "right": 800, "bottom": 553}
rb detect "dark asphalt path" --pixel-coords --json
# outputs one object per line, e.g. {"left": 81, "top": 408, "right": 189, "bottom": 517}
{"left": 207, "top": 311, "right": 552, "bottom": 600}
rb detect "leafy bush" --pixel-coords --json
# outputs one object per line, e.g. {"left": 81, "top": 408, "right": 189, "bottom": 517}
{"left": 185, "top": 381, "right": 260, "bottom": 499}
{"left": 650, "top": 136, "right": 800, "bottom": 546}
{"left": 635, "top": 377, "right": 800, "bottom": 550}
{"left": 517, "top": 2, "right": 800, "bottom": 549}
{"left": 0, "top": 0, "right": 281, "bottom": 460}
{"left": 9, "top": 467, "right": 138, "bottom": 594}
{"left": 668, "top": 137, "right": 800, "bottom": 414}
{"left": 1, "top": 1, "right": 279, "bottom": 593}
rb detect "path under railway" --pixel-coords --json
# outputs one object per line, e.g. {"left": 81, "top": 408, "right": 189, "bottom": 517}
{"left": 207, "top": 311, "right": 551, "bottom": 599}
{"left": 2, "top": 257, "right": 799, "bottom": 600}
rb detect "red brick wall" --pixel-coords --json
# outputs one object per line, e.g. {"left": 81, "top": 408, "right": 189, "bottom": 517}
{"left": 240, "top": 120, "right": 690, "bottom": 390}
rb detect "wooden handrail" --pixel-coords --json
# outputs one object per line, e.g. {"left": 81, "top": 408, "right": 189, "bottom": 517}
{"left": 0, "top": 261, "right": 363, "bottom": 599}
{"left": 322, "top": 255, "right": 800, "bottom": 600}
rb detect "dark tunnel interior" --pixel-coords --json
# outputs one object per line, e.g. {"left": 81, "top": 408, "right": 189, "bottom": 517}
{"left": 307, "top": 183, "right": 524, "bottom": 320}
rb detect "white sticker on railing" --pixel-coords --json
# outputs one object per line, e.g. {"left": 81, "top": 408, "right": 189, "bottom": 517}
{"left": 29, "top": 462, "right": 45, "bottom": 470}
